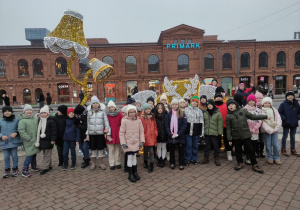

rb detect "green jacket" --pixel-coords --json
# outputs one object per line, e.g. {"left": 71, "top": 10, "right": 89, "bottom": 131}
{"left": 204, "top": 109, "right": 223, "bottom": 136}
{"left": 226, "top": 107, "right": 267, "bottom": 141}
{"left": 18, "top": 114, "right": 40, "bottom": 156}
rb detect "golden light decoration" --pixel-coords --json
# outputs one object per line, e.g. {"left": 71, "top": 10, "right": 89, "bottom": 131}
{"left": 89, "top": 58, "right": 114, "bottom": 83}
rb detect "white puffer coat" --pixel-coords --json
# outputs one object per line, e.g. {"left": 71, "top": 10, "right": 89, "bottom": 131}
{"left": 86, "top": 108, "right": 111, "bottom": 135}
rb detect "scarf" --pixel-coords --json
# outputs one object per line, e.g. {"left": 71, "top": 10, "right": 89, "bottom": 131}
{"left": 262, "top": 107, "right": 276, "bottom": 128}
{"left": 107, "top": 109, "right": 120, "bottom": 117}
{"left": 35, "top": 117, "right": 48, "bottom": 147}
{"left": 170, "top": 109, "right": 178, "bottom": 135}
{"left": 207, "top": 107, "right": 215, "bottom": 116}
{"left": 215, "top": 101, "right": 223, "bottom": 106}
{"left": 256, "top": 102, "right": 262, "bottom": 108}
{"left": 3, "top": 114, "right": 15, "bottom": 121}
{"left": 244, "top": 104, "right": 256, "bottom": 111}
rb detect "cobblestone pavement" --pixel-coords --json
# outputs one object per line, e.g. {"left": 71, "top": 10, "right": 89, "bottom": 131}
{"left": 0, "top": 140, "right": 299, "bottom": 210}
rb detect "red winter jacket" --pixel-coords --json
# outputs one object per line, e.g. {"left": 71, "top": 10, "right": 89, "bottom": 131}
{"left": 106, "top": 111, "right": 123, "bottom": 144}
{"left": 139, "top": 116, "right": 158, "bottom": 146}
{"left": 215, "top": 103, "right": 228, "bottom": 127}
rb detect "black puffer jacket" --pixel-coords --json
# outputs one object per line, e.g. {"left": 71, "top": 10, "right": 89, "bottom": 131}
{"left": 39, "top": 116, "right": 57, "bottom": 149}
{"left": 53, "top": 113, "right": 67, "bottom": 146}
{"left": 155, "top": 113, "right": 168, "bottom": 143}
{"left": 46, "top": 93, "right": 52, "bottom": 106}
{"left": 75, "top": 110, "right": 88, "bottom": 142}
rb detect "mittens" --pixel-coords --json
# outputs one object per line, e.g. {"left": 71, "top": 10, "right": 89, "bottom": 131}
{"left": 122, "top": 144, "right": 128, "bottom": 149}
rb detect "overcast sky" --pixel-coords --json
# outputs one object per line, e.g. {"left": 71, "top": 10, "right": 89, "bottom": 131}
{"left": 0, "top": 0, "right": 299, "bottom": 46}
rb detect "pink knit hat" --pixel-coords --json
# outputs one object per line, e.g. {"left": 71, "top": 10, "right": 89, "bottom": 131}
{"left": 247, "top": 94, "right": 257, "bottom": 104}
{"left": 255, "top": 92, "right": 263, "bottom": 99}
{"left": 239, "top": 83, "right": 245, "bottom": 87}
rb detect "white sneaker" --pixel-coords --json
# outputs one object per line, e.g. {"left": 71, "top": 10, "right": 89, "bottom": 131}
{"left": 227, "top": 151, "right": 233, "bottom": 161}
{"left": 166, "top": 152, "right": 170, "bottom": 161}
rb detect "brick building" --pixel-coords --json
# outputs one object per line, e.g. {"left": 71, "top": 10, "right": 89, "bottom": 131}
{"left": 0, "top": 24, "right": 300, "bottom": 104}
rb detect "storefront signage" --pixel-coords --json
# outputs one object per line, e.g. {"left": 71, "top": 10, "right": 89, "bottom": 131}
{"left": 260, "top": 77, "right": 264, "bottom": 81}
{"left": 276, "top": 76, "right": 283, "bottom": 81}
{"left": 295, "top": 77, "right": 300, "bottom": 80}
{"left": 58, "top": 84, "right": 69, "bottom": 89}
{"left": 166, "top": 43, "right": 200, "bottom": 49}
{"left": 240, "top": 77, "right": 249, "bottom": 81}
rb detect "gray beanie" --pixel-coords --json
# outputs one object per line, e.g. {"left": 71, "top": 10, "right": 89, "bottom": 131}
{"left": 23, "top": 104, "right": 33, "bottom": 113}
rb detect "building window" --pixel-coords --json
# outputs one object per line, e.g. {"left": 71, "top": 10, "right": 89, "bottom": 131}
{"left": 259, "top": 52, "right": 268, "bottom": 68}
{"left": 148, "top": 55, "right": 159, "bottom": 72}
{"left": 222, "top": 53, "right": 232, "bottom": 69}
{"left": 23, "top": 88, "right": 31, "bottom": 104}
{"left": 0, "top": 60, "right": 6, "bottom": 77}
{"left": 276, "top": 51, "right": 286, "bottom": 67}
{"left": 125, "top": 56, "right": 137, "bottom": 73}
{"left": 177, "top": 54, "right": 189, "bottom": 71}
{"left": 187, "top": 39, "right": 192, "bottom": 44}
{"left": 204, "top": 54, "right": 214, "bottom": 70}
{"left": 32, "top": 59, "right": 44, "bottom": 76}
{"left": 79, "top": 58, "right": 90, "bottom": 74}
{"left": 102, "top": 56, "right": 114, "bottom": 67}
{"left": 180, "top": 39, "right": 185, "bottom": 44}
{"left": 173, "top": 39, "right": 178, "bottom": 44}
{"left": 127, "top": 81, "right": 137, "bottom": 96}
{"left": 295, "top": 51, "right": 300, "bottom": 67}
{"left": 18, "top": 59, "right": 29, "bottom": 76}
{"left": 241, "top": 52, "right": 250, "bottom": 68}
{"left": 57, "top": 83, "right": 70, "bottom": 103}
{"left": 55, "top": 57, "right": 67, "bottom": 75}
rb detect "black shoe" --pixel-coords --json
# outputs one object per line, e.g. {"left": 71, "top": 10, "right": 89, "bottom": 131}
{"left": 48, "top": 166, "right": 53, "bottom": 171}
{"left": 200, "top": 158, "right": 209, "bottom": 164}
{"left": 116, "top": 165, "right": 121, "bottom": 169}
{"left": 3, "top": 168, "right": 10, "bottom": 178}
{"left": 260, "top": 152, "right": 266, "bottom": 158}
{"left": 81, "top": 158, "right": 89, "bottom": 169}
{"left": 58, "top": 162, "right": 63, "bottom": 167}
{"left": 179, "top": 165, "right": 184, "bottom": 170}
{"left": 252, "top": 165, "right": 264, "bottom": 174}
{"left": 161, "top": 159, "right": 165, "bottom": 168}
{"left": 127, "top": 167, "right": 136, "bottom": 183}
{"left": 185, "top": 161, "right": 190, "bottom": 166}
{"left": 40, "top": 169, "right": 49, "bottom": 175}
{"left": 143, "top": 160, "right": 148, "bottom": 169}
{"left": 170, "top": 164, "right": 176, "bottom": 169}
{"left": 255, "top": 152, "right": 260, "bottom": 158}
{"left": 11, "top": 167, "right": 18, "bottom": 177}
{"left": 234, "top": 163, "right": 244, "bottom": 171}
{"left": 132, "top": 165, "right": 140, "bottom": 181}
{"left": 190, "top": 160, "right": 198, "bottom": 165}
{"left": 214, "top": 157, "right": 221, "bottom": 166}
{"left": 63, "top": 164, "right": 68, "bottom": 171}
{"left": 71, "top": 163, "right": 76, "bottom": 170}
{"left": 110, "top": 166, "right": 115, "bottom": 170}
{"left": 148, "top": 162, "right": 154, "bottom": 173}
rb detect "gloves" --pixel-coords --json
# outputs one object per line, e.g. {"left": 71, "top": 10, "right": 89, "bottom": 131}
{"left": 107, "top": 136, "right": 113, "bottom": 142}
{"left": 122, "top": 144, "right": 128, "bottom": 149}
{"left": 139, "top": 142, "right": 144, "bottom": 149}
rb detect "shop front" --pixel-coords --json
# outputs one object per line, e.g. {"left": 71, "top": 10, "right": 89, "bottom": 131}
{"left": 221, "top": 77, "right": 233, "bottom": 96}
{"left": 293, "top": 75, "right": 300, "bottom": 94}
{"left": 275, "top": 75, "right": 286, "bottom": 95}
{"left": 57, "top": 83, "right": 70, "bottom": 103}
{"left": 126, "top": 81, "right": 137, "bottom": 96}
{"left": 257, "top": 76, "right": 269, "bottom": 95}
{"left": 23, "top": 88, "right": 31, "bottom": 104}
{"left": 149, "top": 80, "right": 160, "bottom": 94}
{"left": 239, "top": 76, "right": 251, "bottom": 88}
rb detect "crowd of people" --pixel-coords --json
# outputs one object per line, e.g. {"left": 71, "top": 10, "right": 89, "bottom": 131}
{"left": 1, "top": 82, "right": 300, "bottom": 183}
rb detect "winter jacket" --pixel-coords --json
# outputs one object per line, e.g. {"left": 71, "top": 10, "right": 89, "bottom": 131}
{"left": 0, "top": 116, "right": 22, "bottom": 149}
{"left": 140, "top": 116, "right": 158, "bottom": 146}
{"left": 75, "top": 111, "right": 88, "bottom": 142}
{"left": 278, "top": 99, "right": 300, "bottom": 128}
{"left": 18, "top": 114, "right": 40, "bottom": 156}
{"left": 165, "top": 112, "right": 187, "bottom": 144}
{"left": 53, "top": 114, "right": 67, "bottom": 146}
{"left": 46, "top": 93, "right": 52, "bottom": 106}
{"left": 261, "top": 107, "right": 282, "bottom": 135}
{"left": 198, "top": 104, "right": 207, "bottom": 113}
{"left": 38, "top": 94, "right": 45, "bottom": 102}
{"left": 203, "top": 109, "right": 223, "bottom": 136}
{"left": 236, "top": 89, "right": 250, "bottom": 106}
{"left": 38, "top": 116, "right": 57, "bottom": 149}
{"left": 215, "top": 102, "right": 228, "bottom": 128}
{"left": 4, "top": 96, "right": 10, "bottom": 106}
{"left": 184, "top": 106, "right": 204, "bottom": 136}
{"left": 63, "top": 118, "right": 80, "bottom": 142}
{"left": 155, "top": 113, "right": 168, "bottom": 143}
{"left": 86, "top": 109, "right": 111, "bottom": 135}
{"left": 243, "top": 105, "right": 262, "bottom": 135}
{"left": 106, "top": 111, "right": 123, "bottom": 144}
{"left": 119, "top": 116, "right": 145, "bottom": 152}
{"left": 226, "top": 105, "right": 268, "bottom": 141}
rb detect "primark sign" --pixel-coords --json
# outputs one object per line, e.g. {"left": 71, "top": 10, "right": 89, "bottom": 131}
{"left": 166, "top": 43, "right": 200, "bottom": 49}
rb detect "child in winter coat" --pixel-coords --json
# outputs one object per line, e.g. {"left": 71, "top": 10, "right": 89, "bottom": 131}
{"left": 18, "top": 104, "right": 40, "bottom": 177}
{"left": 165, "top": 99, "right": 187, "bottom": 170}
{"left": 201, "top": 100, "right": 223, "bottom": 166}
{"left": 278, "top": 91, "right": 300, "bottom": 156}
{"left": 63, "top": 108, "right": 81, "bottom": 170}
{"left": 53, "top": 105, "right": 68, "bottom": 167}
{"left": 226, "top": 100, "right": 267, "bottom": 173}
{"left": 74, "top": 104, "right": 89, "bottom": 169}
{"left": 121, "top": 106, "right": 127, "bottom": 118}
{"left": 255, "top": 92, "right": 266, "bottom": 158}
{"left": 35, "top": 106, "right": 57, "bottom": 175}
{"left": 198, "top": 95, "right": 207, "bottom": 113}
{"left": 106, "top": 100, "right": 123, "bottom": 170}
{"left": 135, "top": 100, "right": 143, "bottom": 117}
{"left": 147, "top": 96, "right": 156, "bottom": 113}
{"left": 140, "top": 103, "right": 158, "bottom": 173}
{"left": 160, "top": 93, "right": 170, "bottom": 113}
{"left": 119, "top": 105, "right": 145, "bottom": 182}
{"left": 86, "top": 96, "right": 111, "bottom": 170}
{"left": 243, "top": 95, "right": 263, "bottom": 164}
{"left": 184, "top": 96, "right": 204, "bottom": 165}
{"left": 179, "top": 98, "right": 186, "bottom": 113}
{"left": 261, "top": 97, "right": 282, "bottom": 164}
{"left": 0, "top": 106, "right": 22, "bottom": 178}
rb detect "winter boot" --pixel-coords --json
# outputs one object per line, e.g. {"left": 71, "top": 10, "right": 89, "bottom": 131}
{"left": 281, "top": 148, "right": 289, "bottom": 156}
{"left": 11, "top": 167, "right": 19, "bottom": 177}
{"left": 200, "top": 157, "right": 209, "bottom": 164}
{"left": 3, "top": 168, "right": 10, "bottom": 178}
{"left": 157, "top": 157, "right": 161, "bottom": 167}
{"left": 214, "top": 157, "right": 221, "bottom": 166}
{"left": 143, "top": 160, "right": 148, "bottom": 169}
{"left": 90, "top": 157, "right": 96, "bottom": 170}
{"left": 127, "top": 167, "right": 136, "bottom": 183}
{"left": 226, "top": 151, "right": 233, "bottom": 161}
{"left": 22, "top": 166, "right": 32, "bottom": 177}
{"left": 40, "top": 169, "right": 49, "bottom": 175}
{"left": 291, "top": 149, "right": 299, "bottom": 156}
{"left": 81, "top": 158, "right": 89, "bottom": 169}
{"left": 98, "top": 157, "right": 106, "bottom": 170}
{"left": 132, "top": 165, "right": 140, "bottom": 181}
{"left": 234, "top": 163, "right": 244, "bottom": 171}
{"left": 31, "top": 162, "right": 40, "bottom": 172}
{"left": 148, "top": 162, "right": 154, "bottom": 173}
{"left": 252, "top": 164, "right": 264, "bottom": 174}
{"left": 161, "top": 158, "right": 165, "bottom": 167}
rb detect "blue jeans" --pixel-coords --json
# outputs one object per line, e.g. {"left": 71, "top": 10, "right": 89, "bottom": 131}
{"left": 63, "top": 141, "right": 76, "bottom": 165}
{"left": 23, "top": 154, "right": 37, "bottom": 167}
{"left": 2, "top": 148, "right": 18, "bottom": 169}
{"left": 281, "top": 127, "right": 297, "bottom": 149}
{"left": 185, "top": 135, "right": 199, "bottom": 161}
{"left": 79, "top": 141, "right": 90, "bottom": 159}
{"left": 263, "top": 132, "right": 280, "bottom": 161}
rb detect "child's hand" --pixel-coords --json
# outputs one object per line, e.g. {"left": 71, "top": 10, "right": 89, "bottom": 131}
{"left": 84, "top": 135, "right": 90, "bottom": 141}
{"left": 139, "top": 142, "right": 144, "bottom": 149}
{"left": 51, "top": 141, "right": 55, "bottom": 145}
{"left": 104, "top": 130, "right": 109, "bottom": 134}
{"left": 107, "top": 136, "right": 113, "bottom": 142}
{"left": 1, "top": 136, "right": 8, "bottom": 141}
{"left": 10, "top": 133, "right": 17, "bottom": 139}
{"left": 122, "top": 144, "right": 128, "bottom": 149}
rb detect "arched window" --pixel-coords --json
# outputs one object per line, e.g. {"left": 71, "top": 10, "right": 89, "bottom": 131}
{"left": 241, "top": 52, "right": 250, "bottom": 68}
{"left": 33, "top": 59, "right": 43, "bottom": 76}
{"left": 222, "top": 53, "right": 232, "bottom": 69}
{"left": 79, "top": 58, "right": 90, "bottom": 74}
{"left": 125, "top": 56, "right": 137, "bottom": 73}
{"left": 295, "top": 51, "right": 300, "bottom": 67}
{"left": 259, "top": 52, "right": 268, "bottom": 68}
{"left": 0, "top": 59, "right": 6, "bottom": 77}
{"left": 177, "top": 54, "right": 189, "bottom": 71}
{"left": 102, "top": 56, "right": 114, "bottom": 67}
{"left": 18, "top": 59, "right": 29, "bottom": 76}
{"left": 204, "top": 54, "right": 214, "bottom": 70}
{"left": 276, "top": 51, "right": 286, "bottom": 67}
{"left": 148, "top": 55, "right": 159, "bottom": 72}
{"left": 55, "top": 57, "right": 67, "bottom": 75}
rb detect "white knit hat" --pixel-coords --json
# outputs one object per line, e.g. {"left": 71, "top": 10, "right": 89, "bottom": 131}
{"left": 23, "top": 104, "right": 33, "bottom": 113}
{"left": 126, "top": 105, "right": 137, "bottom": 115}
{"left": 262, "top": 97, "right": 273, "bottom": 106}
{"left": 121, "top": 106, "right": 127, "bottom": 113}
{"left": 170, "top": 99, "right": 179, "bottom": 106}
{"left": 107, "top": 100, "right": 116, "bottom": 108}
{"left": 40, "top": 105, "right": 50, "bottom": 114}
{"left": 178, "top": 98, "right": 185, "bottom": 104}
{"left": 160, "top": 93, "right": 168, "bottom": 102}
{"left": 91, "top": 95, "right": 100, "bottom": 105}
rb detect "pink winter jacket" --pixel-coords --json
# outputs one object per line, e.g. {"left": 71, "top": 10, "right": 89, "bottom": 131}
{"left": 261, "top": 107, "right": 282, "bottom": 135}
{"left": 119, "top": 116, "right": 145, "bottom": 152}
{"left": 243, "top": 105, "right": 262, "bottom": 134}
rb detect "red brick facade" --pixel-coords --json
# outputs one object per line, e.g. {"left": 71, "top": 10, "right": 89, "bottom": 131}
{"left": 0, "top": 24, "right": 300, "bottom": 104}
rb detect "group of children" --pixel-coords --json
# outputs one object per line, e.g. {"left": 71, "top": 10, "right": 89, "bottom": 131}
{"left": 1, "top": 88, "right": 300, "bottom": 182}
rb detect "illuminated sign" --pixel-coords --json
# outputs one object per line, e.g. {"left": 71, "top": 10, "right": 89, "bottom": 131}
{"left": 166, "top": 43, "right": 200, "bottom": 49}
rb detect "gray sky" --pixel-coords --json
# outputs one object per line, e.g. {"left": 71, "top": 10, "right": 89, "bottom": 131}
{"left": 0, "top": 0, "right": 299, "bottom": 46}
